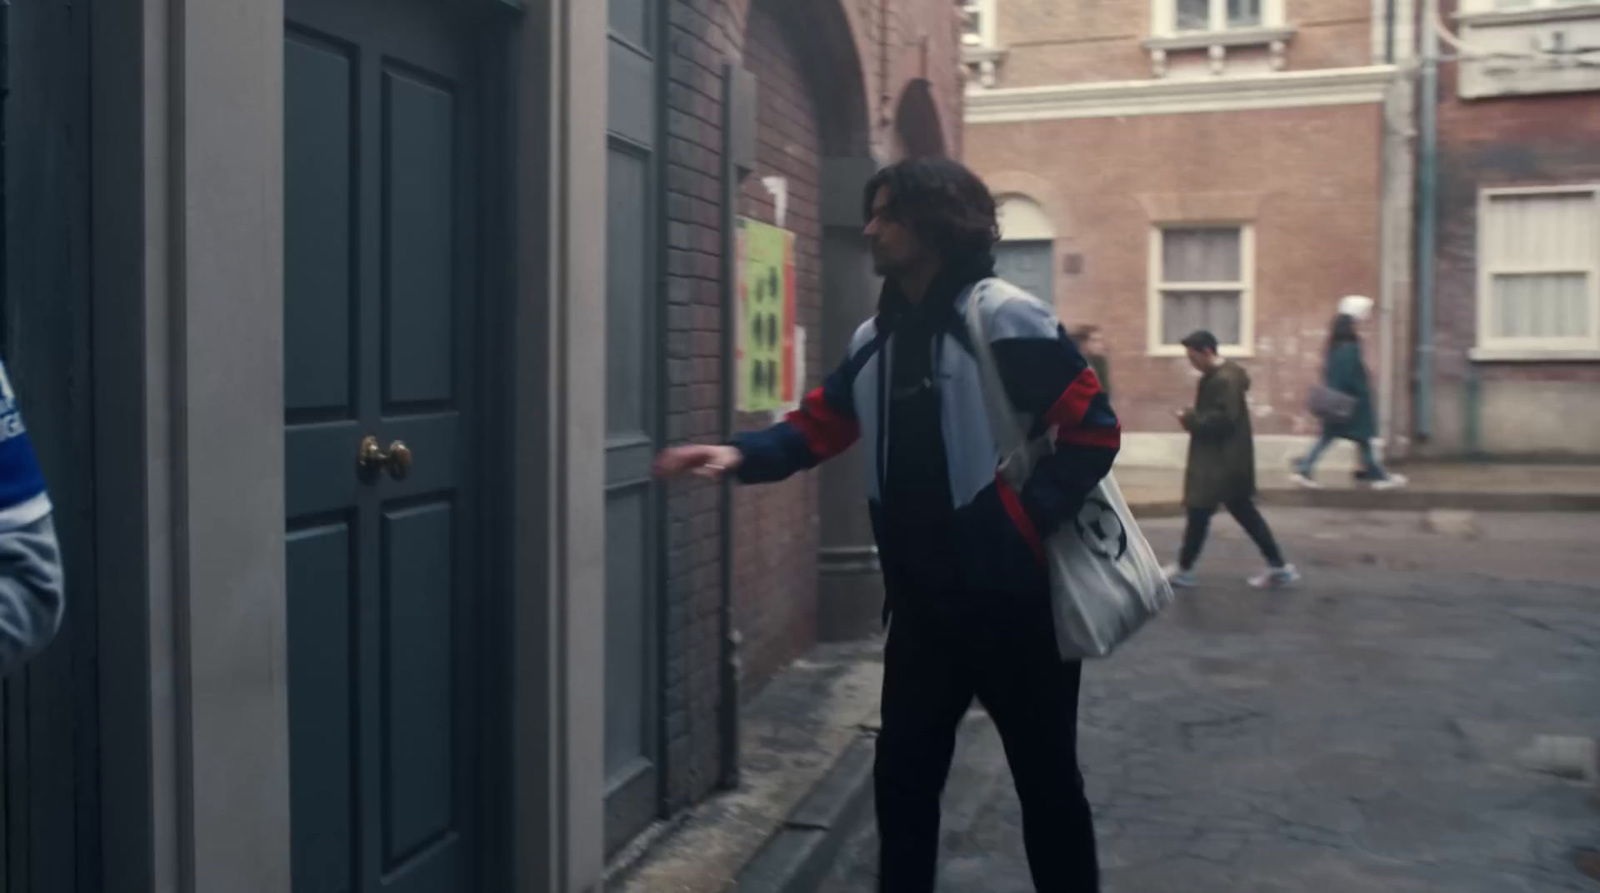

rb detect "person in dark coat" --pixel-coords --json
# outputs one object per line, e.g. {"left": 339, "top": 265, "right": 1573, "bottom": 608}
{"left": 1163, "top": 330, "right": 1299, "bottom": 589}
{"left": 1291, "top": 314, "right": 1407, "bottom": 490}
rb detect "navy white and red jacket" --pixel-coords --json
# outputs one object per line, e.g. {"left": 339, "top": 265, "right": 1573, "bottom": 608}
{"left": 733, "top": 274, "right": 1119, "bottom": 614}
{"left": 0, "top": 355, "right": 64, "bottom": 676}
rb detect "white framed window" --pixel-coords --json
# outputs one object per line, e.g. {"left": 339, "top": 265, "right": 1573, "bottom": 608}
{"left": 1464, "top": 0, "right": 1600, "bottom": 12}
{"left": 1475, "top": 186, "right": 1600, "bottom": 357}
{"left": 1148, "top": 225, "right": 1255, "bottom": 356}
{"left": 1152, "top": 0, "right": 1285, "bottom": 34}
{"left": 961, "top": 0, "right": 998, "bottom": 49}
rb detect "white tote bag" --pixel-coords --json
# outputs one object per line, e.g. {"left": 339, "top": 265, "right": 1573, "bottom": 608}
{"left": 964, "top": 280, "right": 1174, "bottom": 659}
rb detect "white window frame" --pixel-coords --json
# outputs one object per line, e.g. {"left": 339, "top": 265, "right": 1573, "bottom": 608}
{"left": 1150, "top": 0, "right": 1286, "bottom": 36}
{"left": 1459, "top": 0, "right": 1600, "bottom": 13}
{"left": 961, "top": 0, "right": 998, "bottom": 49}
{"left": 1473, "top": 184, "right": 1600, "bottom": 360}
{"left": 1147, "top": 223, "right": 1256, "bottom": 358}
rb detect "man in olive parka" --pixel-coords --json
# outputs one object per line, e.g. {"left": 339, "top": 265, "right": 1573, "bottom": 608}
{"left": 1164, "top": 330, "right": 1299, "bottom": 589}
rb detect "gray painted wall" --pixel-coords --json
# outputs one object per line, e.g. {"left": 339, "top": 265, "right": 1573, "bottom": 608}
{"left": 175, "top": 0, "right": 292, "bottom": 888}
{"left": 510, "top": 2, "right": 609, "bottom": 891}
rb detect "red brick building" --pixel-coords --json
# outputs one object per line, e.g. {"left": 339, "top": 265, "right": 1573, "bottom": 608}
{"left": 961, "top": 0, "right": 1418, "bottom": 470}
{"left": 619, "top": 0, "right": 964, "bottom": 853}
{"left": 1423, "top": 0, "right": 1600, "bottom": 457}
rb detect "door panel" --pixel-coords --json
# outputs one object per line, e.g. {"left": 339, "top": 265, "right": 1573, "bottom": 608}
{"left": 285, "top": 1, "right": 481, "bottom": 891}
{"left": 606, "top": 150, "right": 651, "bottom": 438}
{"left": 286, "top": 521, "right": 356, "bottom": 893}
{"left": 284, "top": 37, "right": 357, "bottom": 417}
{"left": 383, "top": 69, "right": 458, "bottom": 409}
{"left": 608, "top": 0, "right": 650, "bottom": 47}
{"left": 381, "top": 501, "right": 455, "bottom": 866}
{"left": 604, "top": 488, "right": 650, "bottom": 777}
{"left": 994, "top": 240, "right": 1055, "bottom": 305}
{"left": 604, "top": 0, "right": 663, "bottom": 854}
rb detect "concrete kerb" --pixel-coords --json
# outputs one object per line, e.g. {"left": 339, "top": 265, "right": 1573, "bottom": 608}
{"left": 1128, "top": 489, "right": 1600, "bottom": 521}
{"left": 730, "top": 733, "right": 879, "bottom": 893}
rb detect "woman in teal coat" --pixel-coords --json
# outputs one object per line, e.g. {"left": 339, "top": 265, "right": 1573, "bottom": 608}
{"left": 1292, "top": 314, "right": 1407, "bottom": 489}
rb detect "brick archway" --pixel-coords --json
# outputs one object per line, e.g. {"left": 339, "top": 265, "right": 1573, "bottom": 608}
{"left": 727, "top": 0, "right": 874, "bottom": 158}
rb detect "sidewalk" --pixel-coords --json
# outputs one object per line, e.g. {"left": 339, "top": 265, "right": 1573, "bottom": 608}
{"left": 609, "top": 640, "right": 884, "bottom": 893}
{"left": 1117, "top": 461, "right": 1600, "bottom": 518}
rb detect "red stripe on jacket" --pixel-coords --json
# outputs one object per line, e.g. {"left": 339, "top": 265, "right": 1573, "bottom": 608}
{"left": 1043, "top": 367, "right": 1102, "bottom": 429}
{"left": 786, "top": 387, "right": 860, "bottom": 462}
{"left": 1043, "top": 366, "right": 1120, "bottom": 449}
{"left": 1057, "top": 424, "right": 1122, "bottom": 450}
{"left": 995, "top": 472, "right": 1046, "bottom": 565}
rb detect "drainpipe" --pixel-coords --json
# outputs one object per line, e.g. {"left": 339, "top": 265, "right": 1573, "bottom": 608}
{"left": 878, "top": 0, "right": 892, "bottom": 135}
{"left": 1464, "top": 361, "right": 1483, "bottom": 457}
{"left": 1377, "top": 76, "right": 1402, "bottom": 463}
{"left": 1386, "top": 0, "right": 1397, "bottom": 63}
{"left": 717, "top": 63, "right": 756, "bottom": 792}
{"left": 1413, "top": 0, "right": 1440, "bottom": 443}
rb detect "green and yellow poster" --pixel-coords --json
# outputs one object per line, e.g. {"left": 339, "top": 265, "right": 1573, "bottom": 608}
{"left": 736, "top": 218, "right": 797, "bottom": 414}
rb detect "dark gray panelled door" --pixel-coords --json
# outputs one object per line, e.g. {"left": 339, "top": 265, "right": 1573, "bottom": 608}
{"left": 994, "top": 240, "right": 1055, "bottom": 304}
{"left": 604, "top": 0, "right": 663, "bottom": 856}
{"left": 284, "top": 1, "right": 481, "bottom": 891}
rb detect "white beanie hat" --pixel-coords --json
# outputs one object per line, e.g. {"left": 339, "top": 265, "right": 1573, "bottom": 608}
{"left": 1338, "top": 294, "right": 1374, "bottom": 320}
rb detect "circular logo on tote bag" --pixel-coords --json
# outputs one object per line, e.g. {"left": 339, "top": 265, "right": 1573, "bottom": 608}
{"left": 1074, "top": 496, "right": 1128, "bottom": 561}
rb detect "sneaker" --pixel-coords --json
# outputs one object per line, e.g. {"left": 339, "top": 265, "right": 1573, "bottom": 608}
{"left": 1514, "top": 735, "right": 1599, "bottom": 782}
{"left": 1249, "top": 564, "right": 1301, "bottom": 589}
{"left": 1162, "top": 563, "right": 1198, "bottom": 588}
{"left": 1292, "top": 472, "right": 1323, "bottom": 490}
{"left": 1371, "top": 473, "right": 1409, "bottom": 491}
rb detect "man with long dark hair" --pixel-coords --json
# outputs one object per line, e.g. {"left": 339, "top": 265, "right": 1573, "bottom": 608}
{"left": 656, "top": 158, "right": 1115, "bottom": 891}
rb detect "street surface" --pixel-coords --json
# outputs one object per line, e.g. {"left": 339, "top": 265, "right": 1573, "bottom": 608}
{"left": 818, "top": 508, "right": 1600, "bottom": 892}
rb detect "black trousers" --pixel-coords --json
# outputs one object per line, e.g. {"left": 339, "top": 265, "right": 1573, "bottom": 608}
{"left": 875, "top": 592, "right": 1099, "bottom": 893}
{"left": 1179, "top": 497, "right": 1285, "bottom": 570}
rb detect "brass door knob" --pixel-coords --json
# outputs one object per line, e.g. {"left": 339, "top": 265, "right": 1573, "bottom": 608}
{"left": 358, "top": 435, "right": 413, "bottom": 481}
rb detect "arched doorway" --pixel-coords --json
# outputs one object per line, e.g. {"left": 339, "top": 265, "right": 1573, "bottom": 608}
{"left": 731, "top": 0, "right": 881, "bottom": 664}
{"left": 995, "top": 193, "right": 1057, "bottom": 303}
{"left": 893, "top": 79, "right": 947, "bottom": 158}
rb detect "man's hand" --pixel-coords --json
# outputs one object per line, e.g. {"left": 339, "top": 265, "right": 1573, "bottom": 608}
{"left": 654, "top": 444, "right": 744, "bottom": 480}
{"left": 1174, "top": 409, "right": 1191, "bottom": 430}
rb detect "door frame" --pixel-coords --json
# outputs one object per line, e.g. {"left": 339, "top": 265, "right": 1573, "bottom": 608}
{"left": 85, "top": 1, "right": 611, "bottom": 892}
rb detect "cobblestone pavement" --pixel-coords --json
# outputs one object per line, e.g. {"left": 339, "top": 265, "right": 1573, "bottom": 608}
{"left": 818, "top": 508, "right": 1600, "bottom": 893}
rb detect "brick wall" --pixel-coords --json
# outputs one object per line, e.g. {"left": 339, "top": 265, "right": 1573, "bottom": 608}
{"left": 731, "top": 2, "right": 826, "bottom": 712}
{"left": 1421, "top": 0, "right": 1600, "bottom": 455}
{"left": 967, "top": 104, "right": 1385, "bottom": 438}
{"left": 659, "top": 0, "right": 964, "bottom": 812}
{"left": 989, "top": 0, "right": 1381, "bottom": 90}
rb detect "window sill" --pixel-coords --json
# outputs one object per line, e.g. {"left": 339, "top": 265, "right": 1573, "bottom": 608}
{"left": 1143, "top": 26, "right": 1296, "bottom": 52}
{"left": 1456, "top": 3, "right": 1600, "bottom": 28}
{"left": 1149, "top": 344, "right": 1256, "bottom": 359}
{"left": 1470, "top": 346, "right": 1600, "bottom": 363}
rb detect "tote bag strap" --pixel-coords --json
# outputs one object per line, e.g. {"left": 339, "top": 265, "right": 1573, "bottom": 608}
{"left": 961, "top": 280, "right": 1031, "bottom": 470}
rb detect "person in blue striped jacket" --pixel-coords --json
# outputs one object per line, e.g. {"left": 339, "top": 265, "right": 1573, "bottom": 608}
{"left": 657, "top": 158, "right": 1116, "bottom": 892}
{"left": 0, "top": 355, "right": 64, "bottom": 677}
